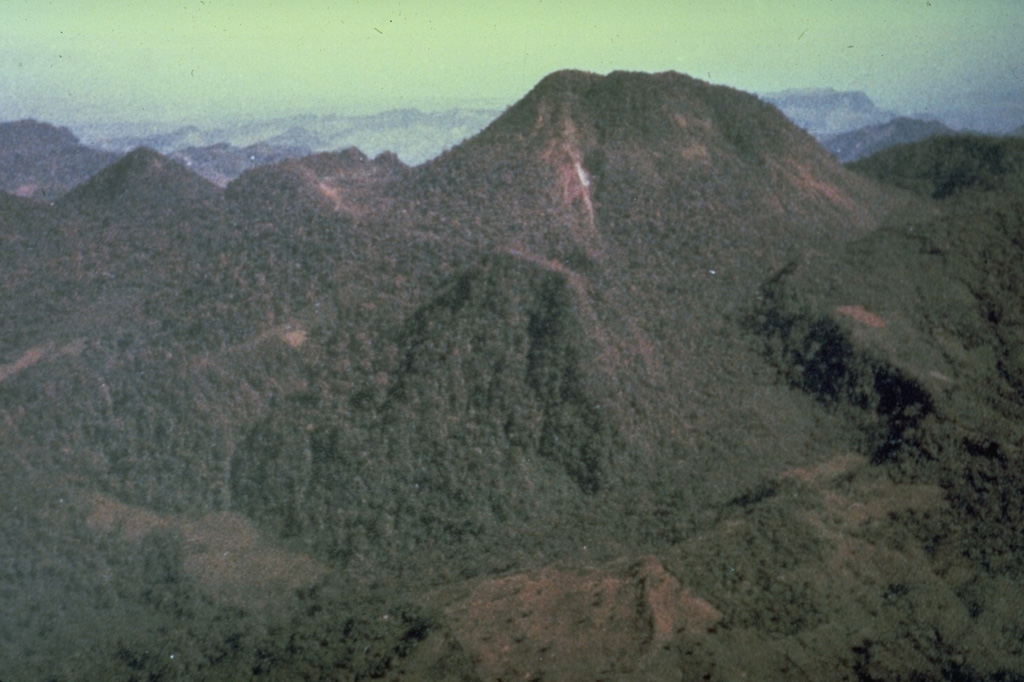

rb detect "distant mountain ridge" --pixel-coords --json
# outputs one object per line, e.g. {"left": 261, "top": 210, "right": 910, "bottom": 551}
{"left": 763, "top": 87, "right": 1024, "bottom": 159}
{"left": 823, "top": 116, "right": 954, "bottom": 162}
{"left": 762, "top": 87, "right": 896, "bottom": 137}
{"left": 79, "top": 107, "right": 501, "bottom": 167}
{"left": 0, "top": 119, "right": 120, "bottom": 199}
{"left": 171, "top": 141, "right": 313, "bottom": 187}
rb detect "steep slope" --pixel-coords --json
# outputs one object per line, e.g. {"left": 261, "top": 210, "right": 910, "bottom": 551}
{"left": 735, "top": 192, "right": 1024, "bottom": 679}
{"left": 8, "top": 70, "right": 1024, "bottom": 680}
{"left": 402, "top": 70, "right": 888, "bottom": 274}
{"left": 59, "top": 146, "right": 222, "bottom": 215}
{"left": 379, "top": 71, "right": 899, "bottom": 464}
{"left": 0, "top": 119, "right": 120, "bottom": 199}
{"left": 230, "top": 254, "right": 631, "bottom": 571}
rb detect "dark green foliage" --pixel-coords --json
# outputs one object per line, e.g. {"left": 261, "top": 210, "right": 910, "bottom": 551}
{"left": 754, "top": 261, "right": 937, "bottom": 467}
{"left": 850, "top": 134, "right": 1024, "bottom": 199}
{"left": 756, "top": 193, "right": 1024, "bottom": 590}
{"left": 0, "top": 472, "right": 250, "bottom": 682}
{"left": 5, "top": 71, "right": 1024, "bottom": 678}
{"left": 230, "top": 254, "right": 625, "bottom": 576}
{"left": 245, "top": 587, "right": 444, "bottom": 681}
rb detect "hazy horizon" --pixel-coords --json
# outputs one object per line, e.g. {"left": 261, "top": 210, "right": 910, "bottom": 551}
{"left": 3, "top": 1, "right": 1024, "bottom": 133}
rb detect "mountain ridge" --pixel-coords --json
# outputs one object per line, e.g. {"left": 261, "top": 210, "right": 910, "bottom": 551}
{"left": 0, "top": 119, "right": 120, "bottom": 199}
{"left": 824, "top": 115, "right": 954, "bottom": 162}
{"left": 849, "top": 133, "right": 1024, "bottom": 199}
{"left": 3, "top": 71, "right": 1024, "bottom": 680}
{"left": 77, "top": 107, "right": 501, "bottom": 167}
{"left": 762, "top": 87, "right": 895, "bottom": 137}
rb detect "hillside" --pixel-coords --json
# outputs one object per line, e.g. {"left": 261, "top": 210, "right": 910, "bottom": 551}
{"left": 848, "top": 133, "right": 1024, "bottom": 199}
{"left": 226, "top": 146, "right": 408, "bottom": 220}
{"left": 823, "top": 116, "right": 954, "bottom": 162}
{"left": 2, "top": 71, "right": 1024, "bottom": 680}
{"left": 0, "top": 119, "right": 120, "bottom": 200}
{"left": 404, "top": 70, "right": 889, "bottom": 272}
{"left": 59, "top": 146, "right": 223, "bottom": 211}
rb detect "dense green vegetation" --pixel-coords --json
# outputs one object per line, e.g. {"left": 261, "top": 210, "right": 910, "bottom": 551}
{"left": 849, "top": 134, "right": 1024, "bottom": 199}
{"left": 3, "top": 72, "right": 1024, "bottom": 680}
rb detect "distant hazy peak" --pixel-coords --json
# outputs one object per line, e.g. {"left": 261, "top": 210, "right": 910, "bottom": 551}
{"left": 761, "top": 87, "right": 894, "bottom": 138}
{"left": 0, "top": 119, "right": 121, "bottom": 200}
{"left": 0, "top": 118, "right": 82, "bottom": 148}
{"left": 823, "top": 116, "right": 954, "bottom": 163}
{"left": 763, "top": 87, "right": 876, "bottom": 110}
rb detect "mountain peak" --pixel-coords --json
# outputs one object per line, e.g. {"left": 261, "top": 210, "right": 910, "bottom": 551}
{"left": 455, "top": 69, "right": 824, "bottom": 173}
{"left": 762, "top": 88, "right": 893, "bottom": 137}
{"left": 527, "top": 68, "right": 601, "bottom": 96}
{"left": 60, "top": 146, "right": 221, "bottom": 211}
{"left": 0, "top": 119, "right": 119, "bottom": 199}
{"left": 407, "top": 70, "right": 882, "bottom": 270}
{"left": 0, "top": 119, "right": 80, "bottom": 150}
{"left": 116, "top": 146, "right": 174, "bottom": 172}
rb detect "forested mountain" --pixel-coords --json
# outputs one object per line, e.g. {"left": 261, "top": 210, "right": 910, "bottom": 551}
{"left": 823, "top": 116, "right": 954, "bottom": 162}
{"left": 2, "top": 71, "right": 1023, "bottom": 681}
{"left": 0, "top": 119, "right": 120, "bottom": 200}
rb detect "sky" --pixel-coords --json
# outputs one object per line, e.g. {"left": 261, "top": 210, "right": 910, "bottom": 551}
{"left": 2, "top": 0, "right": 1023, "bottom": 129}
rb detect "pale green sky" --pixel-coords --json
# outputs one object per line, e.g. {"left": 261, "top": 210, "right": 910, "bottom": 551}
{"left": 2, "top": 0, "right": 1022, "bottom": 126}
